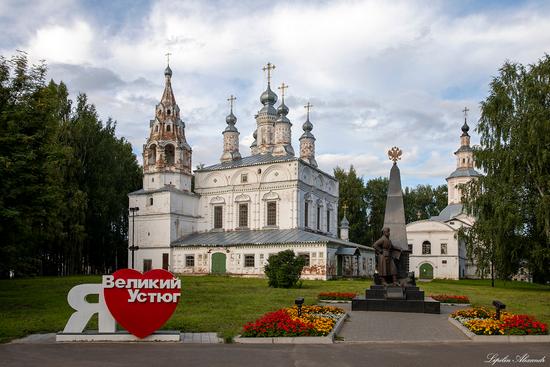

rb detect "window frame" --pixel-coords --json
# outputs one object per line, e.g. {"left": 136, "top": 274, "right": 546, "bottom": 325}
{"left": 440, "top": 243, "right": 448, "bottom": 255}
{"left": 185, "top": 255, "right": 195, "bottom": 267}
{"left": 422, "top": 241, "right": 431, "bottom": 255}
{"left": 299, "top": 253, "right": 310, "bottom": 267}
{"left": 244, "top": 254, "right": 255, "bottom": 267}
{"left": 238, "top": 203, "right": 249, "bottom": 228}
{"left": 143, "top": 259, "right": 152, "bottom": 272}
{"left": 305, "top": 202, "right": 309, "bottom": 228}
{"left": 266, "top": 201, "right": 277, "bottom": 226}
{"left": 214, "top": 205, "right": 223, "bottom": 229}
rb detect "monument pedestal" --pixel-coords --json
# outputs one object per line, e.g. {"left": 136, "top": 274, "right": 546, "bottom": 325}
{"left": 352, "top": 285, "right": 440, "bottom": 314}
{"left": 56, "top": 330, "right": 181, "bottom": 342}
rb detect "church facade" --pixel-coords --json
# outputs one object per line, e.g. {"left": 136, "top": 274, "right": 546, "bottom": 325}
{"left": 128, "top": 63, "right": 375, "bottom": 280}
{"left": 406, "top": 115, "right": 480, "bottom": 280}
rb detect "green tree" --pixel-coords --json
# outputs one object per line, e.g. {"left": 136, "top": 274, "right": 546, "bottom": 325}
{"left": 404, "top": 184, "right": 447, "bottom": 223}
{"left": 334, "top": 166, "right": 368, "bottom": 244}
{"left": 364, "top": 177, "right": 388, "bottom": 244}
{"left": 264, "top": 250, "right": 305, "bottom": 288}
{"left": 462, "top": 55, "right": 550, "bottom": 283}
{"left": 0, "top": 52, "right": 142, "bottom": 277}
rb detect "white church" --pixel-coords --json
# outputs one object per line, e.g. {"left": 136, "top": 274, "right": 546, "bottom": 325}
{"left": 406, "top": 114, "right": 481, "bottom": 280}
{"left": 128, "top": 63, "right": 375, "bottom": 280}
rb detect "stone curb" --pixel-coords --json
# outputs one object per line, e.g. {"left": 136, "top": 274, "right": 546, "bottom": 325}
{"left": 448, "top": 317, "right": 550, "bottom": 343}
{"left": 234, "top": 313, "right": 348, "bottom": 344}
{"left": 440, "top": 303, "right": 471, "bottom": 307}
{"left": 318, "top": 300, "right": 353, "bottom": 304}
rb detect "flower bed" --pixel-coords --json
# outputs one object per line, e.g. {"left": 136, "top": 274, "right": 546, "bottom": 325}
{"left": 451, "top": 307, "right": 548, "bottom": 336}
{"left": 241, "top": 305, "right": 345, "bottom": 337}
{"left": 318, "top": 292, "right": 357, "bottom": 301}
{"left": 430, "top": 294, "right": 470, "bottom": 304}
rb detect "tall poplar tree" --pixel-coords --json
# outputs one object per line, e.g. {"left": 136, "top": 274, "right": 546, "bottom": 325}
{"left": 462, "top": 55, "right": 550, "bottom": 283}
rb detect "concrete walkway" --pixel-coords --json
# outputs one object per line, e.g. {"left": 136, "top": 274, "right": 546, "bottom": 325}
{"left": 11, "top": 332, "right": 223, "bottom": 344}
{"left": 325, "top": 303, "right": 469, "bottom": 343}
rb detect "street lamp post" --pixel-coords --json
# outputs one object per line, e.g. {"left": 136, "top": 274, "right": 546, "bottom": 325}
{"left": 129, "top": 207, "right": 140, "bottom": 269}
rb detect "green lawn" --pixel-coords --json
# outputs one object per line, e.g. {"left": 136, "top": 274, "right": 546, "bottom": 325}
{"left": 0, "top": 276, "right": 549, "bottom": 343}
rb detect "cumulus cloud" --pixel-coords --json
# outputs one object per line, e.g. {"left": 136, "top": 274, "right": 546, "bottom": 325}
{"left": 1, "top": 0, "right": 549, "bottom": 187}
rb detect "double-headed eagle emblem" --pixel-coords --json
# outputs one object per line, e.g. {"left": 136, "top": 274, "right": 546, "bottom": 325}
{"left": 388, "top": 146, "right": 402, "bottom": 163}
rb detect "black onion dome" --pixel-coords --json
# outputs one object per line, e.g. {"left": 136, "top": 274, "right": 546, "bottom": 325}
{"left": 277, "top": 102, "right": 289, "bottom": 116}
{"left": 226, "top": 112, "right": 237, "bottom": 124}
{"left": 260, "top": 86, "right": 277, "bottom": 105}
{"left": 461, "top": 120, "right": 470, "bottom": 135}
{"left": 164, "top": 65, "right": 172, "bottom": 77}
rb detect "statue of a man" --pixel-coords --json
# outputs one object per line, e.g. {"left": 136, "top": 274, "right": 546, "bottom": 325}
{"left": 373, "top": 227, "right": 400, "bottom": 285}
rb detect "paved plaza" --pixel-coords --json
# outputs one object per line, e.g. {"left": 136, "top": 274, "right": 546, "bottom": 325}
{"left": 2, "top": 305, "right": 548, "bottom": 366}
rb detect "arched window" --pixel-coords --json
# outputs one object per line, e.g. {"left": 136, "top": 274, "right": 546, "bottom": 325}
{"left": 148, "top": 145, "right": 157, "bottom": 165}
{"left": 155, "top": 125, "right": 159, "bottom": 132}
{"left": 167, "top": 125, "right": 171, "bottom": 132}
{"left": 167, "top": 109, "right": 171, "bottom": 115}
{"left": 165, "top": 144, "right": 175, "bottom": 165}
{"left": 422, "top": 241, "right": 431, "bottom": 255}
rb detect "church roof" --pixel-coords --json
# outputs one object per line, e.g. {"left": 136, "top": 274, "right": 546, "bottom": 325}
{"left": 128, "top": 186, "right": 198, "bottom": 197}
{"left": 197, "top": 153, "right": 297, "bottom": 171}
{"left": 171, "top": 228, "right": 373, "bottom": 250}
{"left": 430, "top": 204, "right": 463, "bottom": 222}
{"left": 447, "top": 167, "right": 482, "bottom": 179}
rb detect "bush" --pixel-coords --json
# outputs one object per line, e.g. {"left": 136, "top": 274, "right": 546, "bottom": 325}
{"left": 264, "top": 250, "right": 305, "bottom": 288}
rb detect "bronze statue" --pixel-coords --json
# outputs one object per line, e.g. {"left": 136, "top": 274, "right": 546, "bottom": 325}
{"left": 373, "top": 227, "right": 400, "bottom": 286}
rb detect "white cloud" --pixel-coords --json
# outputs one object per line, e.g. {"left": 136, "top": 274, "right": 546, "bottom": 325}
{"left": 27, "top": 21, "right": 94, "bottom": 64}
{"left": 2, "top": 0, "right": 549, "bottom": 187}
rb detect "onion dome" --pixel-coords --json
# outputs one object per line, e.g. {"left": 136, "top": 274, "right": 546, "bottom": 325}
{"left": 461, "top": 120, "right": 470, "bottom": 136}
{"left": 300, "top": 117, "right": 314, "bottom": 139}
{"left": 341, "top": 215, "right": 349, "bottom": 228}
{"left": 277, "top": 101, "right": 289, "bottom": 117}
{"left": 260, "top": 85, "right": 277, "bottom": 106}
{"left": 164, "top": 65, "right": 172, "bottom": 77}
{"left": 224, "top": 111, "right": 238, "bottom": 132}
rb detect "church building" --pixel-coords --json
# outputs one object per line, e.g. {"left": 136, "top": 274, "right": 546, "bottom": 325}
{"left": 128, "top": 62, "right": 375, "bottom": 280}
{"left": 406, "top": 112, "right": 481, "bottom": 280}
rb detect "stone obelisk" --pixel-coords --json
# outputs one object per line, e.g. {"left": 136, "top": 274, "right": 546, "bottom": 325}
{"left": 383, "top": 147, "right": 410, "bottom": 279}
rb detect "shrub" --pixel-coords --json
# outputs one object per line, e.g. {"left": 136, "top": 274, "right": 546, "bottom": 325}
{"left": 264, "top": 250, "right": 305, "bottom": 288}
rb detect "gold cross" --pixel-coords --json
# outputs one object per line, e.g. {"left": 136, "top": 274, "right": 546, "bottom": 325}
{"left": 262, "top": 62, "right": 276, "bottom": 86}
{"left": 342, "top": 203, "right": 348, "bottom": 216}
{"left": 227, "top": 95, "right": 236, "bottom": 112}
{"left": 278, "top": 82, "right": 288, "bottom": 101}
{"left": 462, "top": 106, "right": 469, "bottom": 119}
{"left": 165, "top": 52, "right": 172, "bottom": 65}
{"left": 304, "top": 102, "right": 313, "bottom": 119}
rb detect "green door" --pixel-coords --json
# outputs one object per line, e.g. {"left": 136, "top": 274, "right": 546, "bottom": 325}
{"left": 211, "top": 253, "right": 226, "bottom": 274}
{"left": 336, "top": 255, "right": 343, "bottom": 277}
{"left": 419, "top": 263, "right": 434, "bottom": 279}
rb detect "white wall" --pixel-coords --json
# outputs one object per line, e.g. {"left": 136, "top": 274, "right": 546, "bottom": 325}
{"left": 407, "top": 220, "right": 461, "bottom": 280}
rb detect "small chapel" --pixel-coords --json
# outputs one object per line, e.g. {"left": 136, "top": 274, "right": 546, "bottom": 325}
{"left": 406, "top": 111, "right": 481, "bottom": 280}
{"left": 128, "top": 62, "right": 375, "bottom": 280}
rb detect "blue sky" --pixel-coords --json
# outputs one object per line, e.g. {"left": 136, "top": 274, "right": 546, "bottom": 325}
{"left": 1, "top": 0, "right": 549, "bottom": 188}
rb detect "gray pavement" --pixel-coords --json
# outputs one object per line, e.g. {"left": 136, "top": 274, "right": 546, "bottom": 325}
{"left": 1, "top": 342, "right": 549, "bottom": 367}
{"left": 336, "top": 303, "right": 469, "bottom": 342}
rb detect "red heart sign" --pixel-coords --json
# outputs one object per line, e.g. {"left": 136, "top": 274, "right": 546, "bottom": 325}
{"left": 103, "top": 269, "right": 181, "bottom": 338}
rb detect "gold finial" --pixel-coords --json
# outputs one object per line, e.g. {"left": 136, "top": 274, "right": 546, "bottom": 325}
{"left": 262, "top": 62, "right": 276, "bottom": 86}
{"left": 165, "top": 52, "right": 172, "bottom": 66}
{"left": 227, "top": 94, "right": 236, "bottom": 113}
{"left": 304, "top": 102, "right": 313, "bottom": 120}
{"left": 278, "top": 82, "right": 288, "bottom": 101}
{"left": 388, "top": 146, "right": 402, "bottom": 163}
